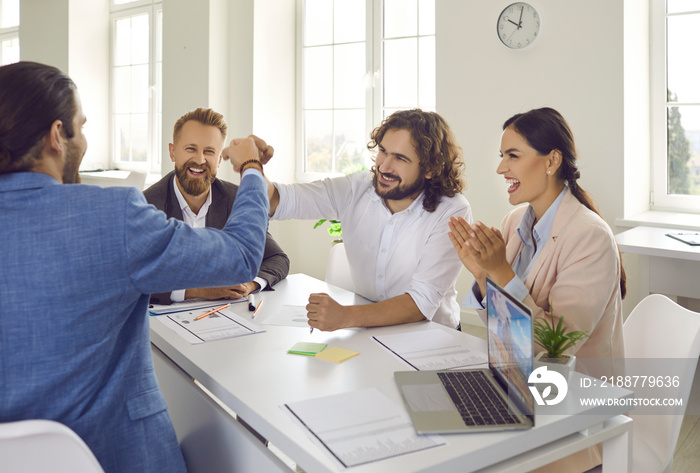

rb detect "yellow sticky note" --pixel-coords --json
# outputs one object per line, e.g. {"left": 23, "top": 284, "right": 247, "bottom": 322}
{"left": 315, "top": 346, "right": 359, "bottom": 363}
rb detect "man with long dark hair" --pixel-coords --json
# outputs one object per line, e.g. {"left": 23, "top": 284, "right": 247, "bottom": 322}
{"left": 0, "top": 61, "right": 270, "bottom": 473}
{"left": 268, "top": 109, "right": 471, "bottom": 331}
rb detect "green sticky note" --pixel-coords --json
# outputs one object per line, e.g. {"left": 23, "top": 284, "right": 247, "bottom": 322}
{"left": 315, "top": 346, "right": 359, "bottom": 363}
{"left": 288, "top": 342, "right": 328, "bottom": 356}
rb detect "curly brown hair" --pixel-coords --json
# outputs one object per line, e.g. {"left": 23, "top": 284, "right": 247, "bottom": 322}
{"left": 367, "top": 109, "right": 465, "bottom": 212}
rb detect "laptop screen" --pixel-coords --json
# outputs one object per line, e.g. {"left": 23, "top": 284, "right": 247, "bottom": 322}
{"left": 486, "top": 277, "right": 534, "bottom": 416}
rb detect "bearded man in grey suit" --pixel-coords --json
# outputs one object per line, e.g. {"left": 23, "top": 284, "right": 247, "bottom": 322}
{"left": 144, "top": 108, "right": 289, "bottom": 305}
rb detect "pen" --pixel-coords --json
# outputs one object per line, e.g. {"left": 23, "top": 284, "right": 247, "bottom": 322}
{"left": 252, "top": 300, "right": 264, "bottom": 319}
{"left": 310, "top": 326, "right": 314, "bottom": 334}
{"left": 194, "top": 303, "right": 229, "bottom": 321}
{"left": 248, "top": 293, "right": 256, "bottom": 311}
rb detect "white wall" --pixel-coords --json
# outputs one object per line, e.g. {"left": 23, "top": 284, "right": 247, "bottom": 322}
{"left": 161, "top": 0, "right": 218, "bottom": 176}
{"left": 439, "top": 0, "right": 624, "bottom": 227}
{"left": 19, "top": 0, "right": 110, "bottom": 171}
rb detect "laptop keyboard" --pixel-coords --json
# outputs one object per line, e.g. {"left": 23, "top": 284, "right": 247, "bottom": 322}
{"left": 437, "top": 371, "right": 522, "bottom": 426}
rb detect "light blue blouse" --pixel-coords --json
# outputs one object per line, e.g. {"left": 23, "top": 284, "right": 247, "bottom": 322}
{"left": 462, "top": 186, "right": 569, "bottom": 308}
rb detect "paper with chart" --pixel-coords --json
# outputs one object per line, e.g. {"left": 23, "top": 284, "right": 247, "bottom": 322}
{"left": 156, "top": 307, "right": 263, "bottom": 344}
{"left": 283, "top": 388, "right": 445, "bottom": 468}
{"left": 373, "top": 328, "right": 487, "bottom": 371}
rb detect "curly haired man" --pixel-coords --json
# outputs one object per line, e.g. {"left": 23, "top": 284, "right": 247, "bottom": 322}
{"left": 268, "top": 109, "right": 472, "bottom": 331}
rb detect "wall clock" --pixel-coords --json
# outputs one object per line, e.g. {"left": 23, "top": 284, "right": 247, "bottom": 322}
{"left": 497, "top": 3, "right": 541, "bottom": 49}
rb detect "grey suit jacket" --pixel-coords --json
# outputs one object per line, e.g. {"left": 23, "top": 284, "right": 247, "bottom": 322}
{"left": 144, "top": 172, "right": 290, "bottom": 304}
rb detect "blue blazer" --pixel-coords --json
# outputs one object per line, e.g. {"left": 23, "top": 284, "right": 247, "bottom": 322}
{"left": 0, "top": 171, "right": 269, "bottom": 473}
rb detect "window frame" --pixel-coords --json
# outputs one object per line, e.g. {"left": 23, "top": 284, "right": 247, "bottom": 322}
{"left": 296, "top": 0, "right": 435, "bottom": 182}
{"left": 650, "top": 0, "right": 700, "bottom": 213}
{"left": 0, "top": 0, "right": 19, "bottom": 66}
{"left": 109, "top": 0, "right": 162, "bottom": 174}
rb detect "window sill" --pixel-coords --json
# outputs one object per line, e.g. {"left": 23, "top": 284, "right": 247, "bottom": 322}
{"left": 616, "top": 211, "right": 700, "bottom": 232}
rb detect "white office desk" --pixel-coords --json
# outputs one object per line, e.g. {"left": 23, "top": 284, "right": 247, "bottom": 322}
{"left": 150, "top": 274, "right": 632, "bottom": 473}
{"left": 615, "top": 226, "right": 700, "bottom": 302}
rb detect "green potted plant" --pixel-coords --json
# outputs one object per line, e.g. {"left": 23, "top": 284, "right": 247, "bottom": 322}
{"left": 533, "top": 308, "right": 589, "bottom": 381}
{"left": 311, "top": 164, "right": 367, "bottom": 244}
{"left": 313, "top": 219, "right": 343, "bottom": 244}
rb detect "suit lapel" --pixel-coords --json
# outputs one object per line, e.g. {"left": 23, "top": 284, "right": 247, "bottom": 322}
{"left": 206, "top": 180, "right": 229, "bottom": 229}
{"left": 164, "top": 177, "right": 184, "bottom": 221}
{"left": 524, "top": 191, "right": 580, "bottom": 290}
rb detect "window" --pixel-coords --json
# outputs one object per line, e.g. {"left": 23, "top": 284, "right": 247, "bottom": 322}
{"left": 0, "top": 0, "right": 19, "bottom": 66}
{"left": 298, "top": 0, "right": 435, "bottom": 179}
{"left": 651, "top": 0, "right": 700, "bottom": 212}
{"left": 110, "top": 0, "right": 162, "bottom": 174}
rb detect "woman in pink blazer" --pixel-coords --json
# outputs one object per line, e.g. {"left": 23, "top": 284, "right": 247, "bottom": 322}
{"left": 450, "top": 107, "right": 626, "bottom": 472}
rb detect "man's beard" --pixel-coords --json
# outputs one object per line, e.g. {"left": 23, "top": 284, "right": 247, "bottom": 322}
{"left": 372, "top": 168, "right": 426, "bottom": 202}
{"left": 175, "top": 161, "right": 216, "bottom": 196}
{"left": 62, "top": 140, "right": 83, "bottom": 184}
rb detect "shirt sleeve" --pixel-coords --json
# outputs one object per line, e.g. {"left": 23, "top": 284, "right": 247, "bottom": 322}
{"left": 272, "top": 172, "right": 360, "bottom": 221}
{"left": 253, "top": 277, "right": 268, "bottom": 291}
{"left": 504, "top": 276, "right": 530, "bottom": 303}
{"left": 170, "top": 289, "right": 186, "bottom": 302}
{"left": 462, "top": 281, "right": 486, "bottom": 309}
{"left": 462, "top": 275, "right": 529, "bottom": 308}
{"left": 406, "top": 200, "right": 472, "bottom": 320}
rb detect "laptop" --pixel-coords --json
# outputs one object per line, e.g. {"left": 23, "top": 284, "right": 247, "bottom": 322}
{"left": 394, "top": 277, "right": 535, "bottom": 433}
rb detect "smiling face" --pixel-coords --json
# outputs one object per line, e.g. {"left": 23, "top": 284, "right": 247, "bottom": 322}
{"left": 497, "top": 126, "right": 563, "bottom": 219}
{"left": 372, "top": 128, "right": 430, "bottom": 212}
{"left": 169, "top": 120, "right": 225, "bottom": 197}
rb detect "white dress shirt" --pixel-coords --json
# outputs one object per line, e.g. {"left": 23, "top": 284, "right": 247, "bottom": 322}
{"left": 273, "top": 170, "right": 471, "bottom": 328}
{"left": 170, "top": 178, "right": 213, "bottom": 302}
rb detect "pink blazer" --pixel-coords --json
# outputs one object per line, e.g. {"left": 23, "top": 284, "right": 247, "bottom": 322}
{"left": 479, "top": 190, "right": 625, "bottom": 378}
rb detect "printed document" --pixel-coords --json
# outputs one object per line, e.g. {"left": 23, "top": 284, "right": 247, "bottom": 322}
{"left": 284, "top": 388, "right": 444, "bottom": 468}
{"left": 373, "top": 328, "right": 487, "bottom": 370}
{"left": 156, "top": 307, "right": 263, "bottom": 344}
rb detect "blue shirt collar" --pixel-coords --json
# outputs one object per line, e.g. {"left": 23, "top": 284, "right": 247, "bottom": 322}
{"left": 516, "top": 186, "right": 568, "bottom": 248}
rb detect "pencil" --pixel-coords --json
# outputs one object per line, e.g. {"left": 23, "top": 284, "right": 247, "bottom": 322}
{"left": 252, "top": 300, "right": 264, "bottom": 319}
{"left": 194, "top": 303, "right": 229, "bottom": 321}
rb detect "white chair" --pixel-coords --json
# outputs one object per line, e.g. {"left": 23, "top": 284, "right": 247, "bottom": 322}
{"left": 0, "top": 419, "right": 104, "bottom": 472}
{"left": 324, "top": 242, "right": 355, "bottom": 293}
{"left": 623, "top": 294, "right": 700, "bottom": 473}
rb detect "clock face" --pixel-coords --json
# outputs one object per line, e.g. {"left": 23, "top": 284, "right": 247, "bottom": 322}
{"left": 497, "top": 2, "right": 541, "bottom": 49}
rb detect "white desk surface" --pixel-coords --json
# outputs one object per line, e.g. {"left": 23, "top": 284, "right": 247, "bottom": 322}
{"left": 150, "top": 273, "right": 632, "bottom": 473}
{"left": 615, "top": 226, "right": 700, "bottom": 261}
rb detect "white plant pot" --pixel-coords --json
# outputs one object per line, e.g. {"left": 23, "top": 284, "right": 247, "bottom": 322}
{"left": 534, "top": 352, "right": 576, "bottom": 383}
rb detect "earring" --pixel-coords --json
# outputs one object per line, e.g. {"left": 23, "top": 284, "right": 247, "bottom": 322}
{"left": 547, "top": 170, "right": 551, "bottom": 175}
